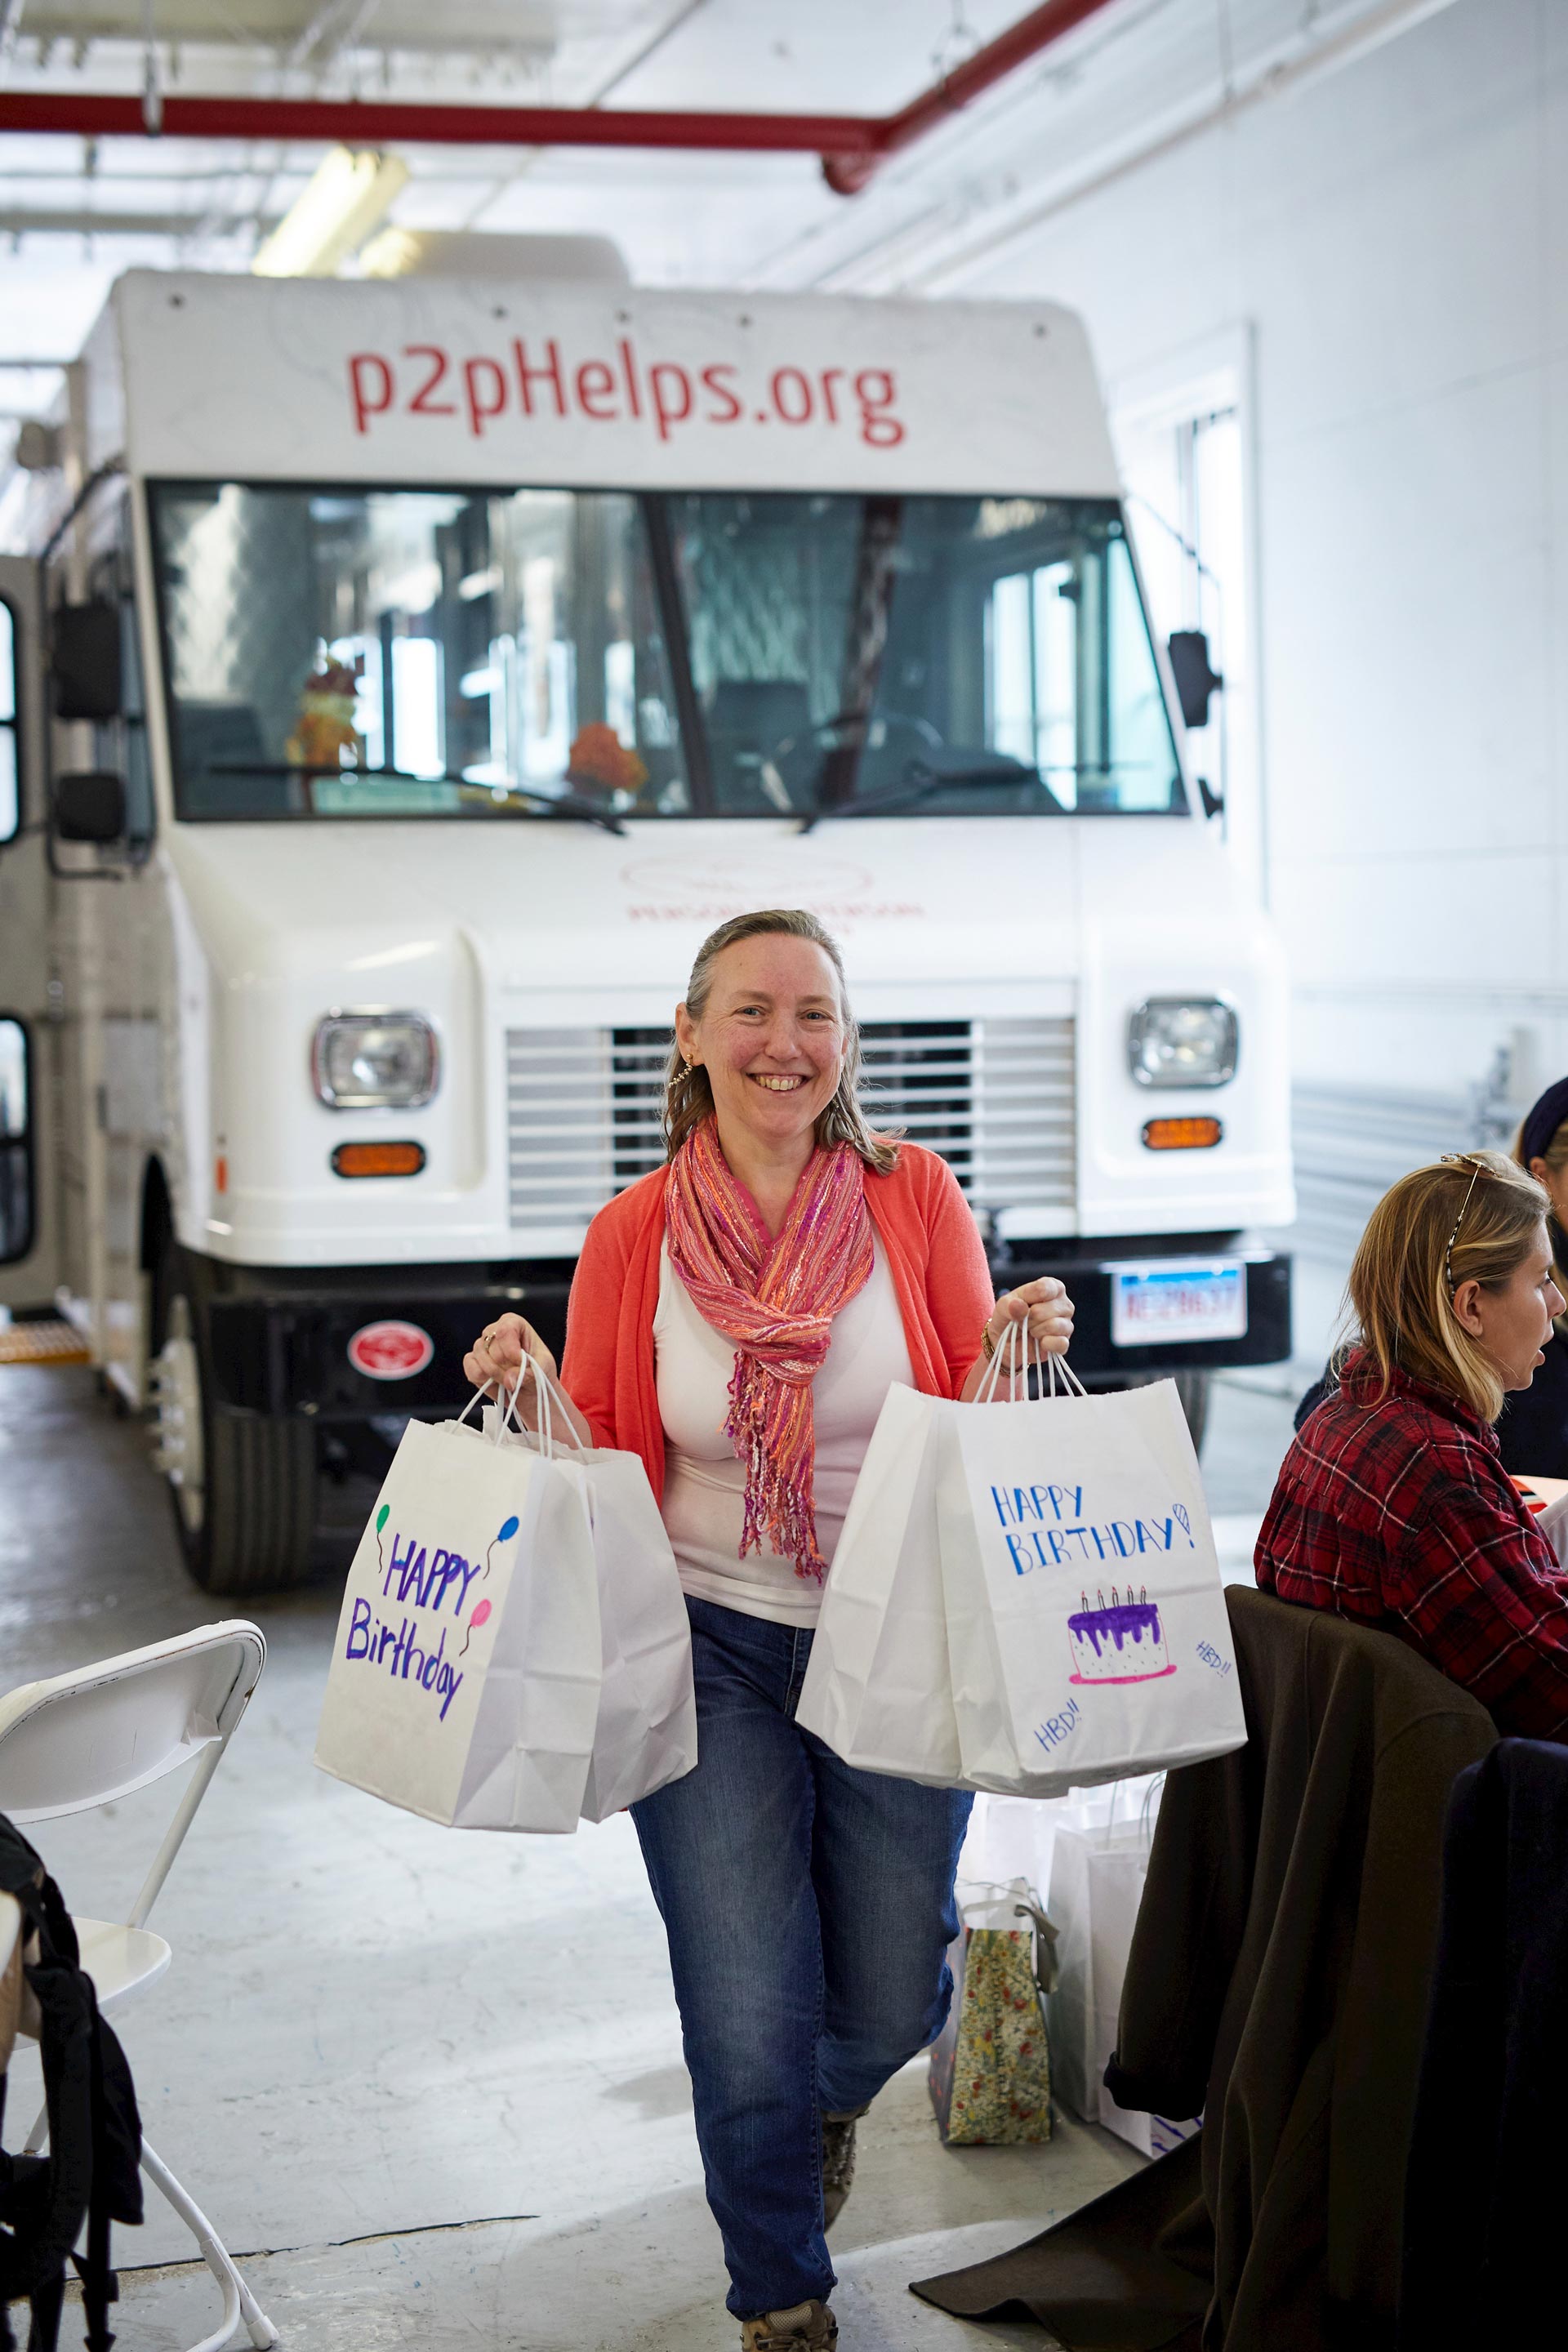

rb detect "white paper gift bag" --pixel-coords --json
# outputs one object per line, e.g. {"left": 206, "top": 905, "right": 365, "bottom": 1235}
{"left": 940, "top": 1348, "right": 1246, "bottom": 1797}
{"left": 1046, "top": 1789, "right": 1200, "bottom": 2158}
{"left": 795, "top": 1379, "right": 963, "bottom": 1788}
{"left": 314, "top": 1404, "right": 602, "bottom": 1832}
{"left": 958, "top": 1774, "right": 1166, "bottom": 1941}
{"left": 486, "top": 1367, "right": 697, "bottom": 1822}
{"left": 572, "top": 1447, "right": 698, "bottom": 1820}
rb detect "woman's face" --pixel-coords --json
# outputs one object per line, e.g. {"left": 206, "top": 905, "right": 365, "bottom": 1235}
{"left": 1457, "top": 1219, "right": 1566, "bottom": 1392}
{"left": 675, "top": 935, "right": 848, "bottom": 1160}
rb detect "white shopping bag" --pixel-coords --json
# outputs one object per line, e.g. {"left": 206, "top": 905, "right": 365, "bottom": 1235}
{"left": 795, "top": 1380, "right": 963, "bottom": 1788}
{"left": 958, "top": 1775, "right": 1166, "bottom": 1943}
{"left": 314, "top": 1401, "right": 602, "bottom": 1832}
{"left": 1046, "top": 1793, "right": 1200, "bottom": 2158}
{"left": 487, "top": 1368, "right": 697, "bottom": 1822}
{"left": 940, "top": 1343, "right": 1246, "bottom": 1797}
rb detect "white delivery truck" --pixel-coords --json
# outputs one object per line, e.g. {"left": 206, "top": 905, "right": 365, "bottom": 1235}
{"left": 0, "top": 264, "right": 1293, "bottom": 1594}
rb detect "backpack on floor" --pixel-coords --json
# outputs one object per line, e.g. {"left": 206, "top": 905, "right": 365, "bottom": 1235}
{"left": 0, "top": 1815, "right": 142, "bottom": 2352}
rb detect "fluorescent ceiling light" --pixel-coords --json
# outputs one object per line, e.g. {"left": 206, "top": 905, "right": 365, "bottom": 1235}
{"left": 252, "top": 147, "right": 408, "bottom": 279}
{"left": 359, "top": 226, "right": 425, "bottom": 280}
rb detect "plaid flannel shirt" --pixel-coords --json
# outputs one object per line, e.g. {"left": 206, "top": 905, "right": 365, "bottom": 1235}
{"left": 1256, "top": 1352, "right": 1568, "bottom": 1739}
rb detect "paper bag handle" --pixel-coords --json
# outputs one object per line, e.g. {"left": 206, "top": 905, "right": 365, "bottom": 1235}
{"left": 455, "top": 1383, "right": 492, "bottom": 1431}
{"left": 1013, "top": 1899, "right": 1062, "bottom": 2000}
{"left": 974, "top": 1316, "right": 1088, "bottom": 1405}
{"left": 457, "top": 1354, "right": 586, "bottom": 1460}
{"left": 1090, "top": 1770, "right": 1166, "bottom": 1851}
{"left": 453, "top": 1373, "right": 542, "bottom": 1447}
{"left": 496, "top": 1356, "right": 588, "bottom": 1461}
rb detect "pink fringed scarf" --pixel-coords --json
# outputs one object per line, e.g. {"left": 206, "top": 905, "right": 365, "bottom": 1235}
{"left": 665, "top": 1116, "right": 874, "bottom": 1579}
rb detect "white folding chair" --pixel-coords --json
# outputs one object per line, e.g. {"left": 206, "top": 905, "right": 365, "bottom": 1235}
{"left": 0, "top": 1622, "right": 277, "bottom": 2352}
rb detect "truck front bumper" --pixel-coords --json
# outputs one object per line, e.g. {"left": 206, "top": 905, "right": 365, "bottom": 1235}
{"left": 987, "top": 1238, "right": 1290, "bottom": 1379}
{"left": 196, "top": 1236, "right": 1289, "bottom": 1418}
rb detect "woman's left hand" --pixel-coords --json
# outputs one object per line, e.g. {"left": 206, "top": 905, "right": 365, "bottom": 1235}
{"left": 987, "top": 1276, "right": 1075, "bottom": 1361}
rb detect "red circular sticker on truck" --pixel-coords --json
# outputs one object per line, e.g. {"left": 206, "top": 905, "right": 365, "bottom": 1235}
{"left": 347, "top": 1321, "right": 434, "bottom": 1381}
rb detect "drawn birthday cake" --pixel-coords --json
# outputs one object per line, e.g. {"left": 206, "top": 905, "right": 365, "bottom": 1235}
{"left": 1067, "top": 1586, "right": 1176, "bottom": 1686}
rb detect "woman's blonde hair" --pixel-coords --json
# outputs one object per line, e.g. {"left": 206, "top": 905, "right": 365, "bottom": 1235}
{"left": 1346, "top": 1149, "right": 1549, "bottom": 1422}
{"left": 662, "top": 908, "right": 900, "bottom": 1174}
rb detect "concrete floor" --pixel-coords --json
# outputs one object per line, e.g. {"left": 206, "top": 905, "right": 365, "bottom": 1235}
{"left": 0, "top": 1359, "right": 1301, "bottom": 2350}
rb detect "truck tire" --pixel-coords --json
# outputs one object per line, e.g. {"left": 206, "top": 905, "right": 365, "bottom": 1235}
{"left": 150, "top": 1254, "right": 318, "bottom": 1593}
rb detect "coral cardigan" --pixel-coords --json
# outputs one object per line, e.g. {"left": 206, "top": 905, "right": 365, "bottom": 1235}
{"left": 559, "top": 1142, "right": 996, "bottom": 1507}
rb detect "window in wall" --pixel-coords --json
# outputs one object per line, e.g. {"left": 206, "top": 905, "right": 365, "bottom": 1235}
{"left": 0, "top": 599, "right": 17, "bottom": 844}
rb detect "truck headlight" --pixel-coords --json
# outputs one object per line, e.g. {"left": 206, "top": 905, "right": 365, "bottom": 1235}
{"left": 313, "top": 1012, "right": 439, "bottom": 1109}
{"left": 1127, "top": 998, "right": 1237, "bottom": 1089}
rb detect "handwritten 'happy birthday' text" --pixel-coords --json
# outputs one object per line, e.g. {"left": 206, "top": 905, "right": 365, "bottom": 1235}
{"left": 340, "top": 1530, "right": 483, "bottom": 1720}
{"left": 990, "top": 1484, "right": 1196, "bottom": 1578}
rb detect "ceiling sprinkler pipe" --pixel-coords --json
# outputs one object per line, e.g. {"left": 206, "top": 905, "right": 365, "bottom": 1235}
{"left": 822, "top": 0, "right": 1125, "bottom": 194}
{"left": 0, "top": 0, "right": 1122, "bottom": 194}
{"left": 0, "top": 91, "right": 875, "bottom": 155}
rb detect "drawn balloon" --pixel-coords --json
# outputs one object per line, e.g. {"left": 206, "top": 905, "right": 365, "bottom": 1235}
{"left": 459, "top": 1597, "right": 493, "bottom": 1658}
{"left": 484, "top": 1516, "right": 519, "bottom": 1577}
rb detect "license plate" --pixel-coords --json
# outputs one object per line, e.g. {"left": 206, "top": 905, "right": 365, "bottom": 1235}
{"left": 1107, "top": 1258, "right": 1248, "bottom": 1348}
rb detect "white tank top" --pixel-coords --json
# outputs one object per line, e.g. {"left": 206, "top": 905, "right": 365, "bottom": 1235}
{"left": 654, "top": 1238, "right": 915, "bottom": 1626}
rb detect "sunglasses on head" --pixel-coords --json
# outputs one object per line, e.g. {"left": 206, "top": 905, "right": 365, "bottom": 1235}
{"left": 1440, "top": 1152, "right": 1488, "bottom": 1294}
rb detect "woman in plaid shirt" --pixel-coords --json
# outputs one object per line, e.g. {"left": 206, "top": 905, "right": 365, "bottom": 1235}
{"left": 1258, "top": 1151, "right": 1568, "bottom": 1738}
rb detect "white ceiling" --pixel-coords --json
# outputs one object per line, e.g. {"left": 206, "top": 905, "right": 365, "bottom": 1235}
{"left": 0, "top": 1, "right": 1438, "bottom": 432}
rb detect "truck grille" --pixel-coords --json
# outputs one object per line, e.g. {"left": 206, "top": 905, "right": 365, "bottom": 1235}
{"left": 506, "top": 1016, "right": 1076, "bottom": 1242}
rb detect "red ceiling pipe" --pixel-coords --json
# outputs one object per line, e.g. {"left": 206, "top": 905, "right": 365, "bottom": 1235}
{"left": 0, "top": 1, "right": 1121, "bottom": 195}
{"left": 823, "top": 0, "right": 1124, "bottom": 194}
{"left": 0, "top": 91, "right": 878, "bottom": 156}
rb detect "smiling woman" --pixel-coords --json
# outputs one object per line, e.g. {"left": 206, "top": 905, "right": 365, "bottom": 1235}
{"left": 461, "top": 904, "right": 1074, "bottom": 2341}
{"left": 666, "top": 909, "right": 899, "bottom": 1196}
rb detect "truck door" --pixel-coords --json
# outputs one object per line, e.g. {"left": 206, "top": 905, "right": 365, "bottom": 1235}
{"left": 0, "top": 555, "right": 59, "bottom": 1314}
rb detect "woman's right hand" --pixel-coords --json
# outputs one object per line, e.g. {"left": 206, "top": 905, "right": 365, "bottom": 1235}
{"left": 462, "top": 1312, "right": 556, "bottom": 1398}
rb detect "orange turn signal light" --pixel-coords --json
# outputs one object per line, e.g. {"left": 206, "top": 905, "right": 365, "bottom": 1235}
{"left": 1142, "top": 1116, "right": 1223, "bottom": 1152}
{"left": 331, "top": 1141, "right": 426, "bottom": 1179}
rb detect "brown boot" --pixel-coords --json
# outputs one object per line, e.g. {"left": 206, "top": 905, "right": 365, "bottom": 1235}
{"left": 821, "top": 2104, "right": 869, "bottom": 2230}
{"left": 741, "top": 2303, "right": 838, "bottom": 2350}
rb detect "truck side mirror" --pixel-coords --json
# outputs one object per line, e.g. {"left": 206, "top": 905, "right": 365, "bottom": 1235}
{"left": 53, "top": 770, "right": 127, "bottom": 844}
{"left": 51, "top": 599, "right": 122, "bottom": 721}
{"left": 1166, "top": 630, "right": 1223, "bottom": 732}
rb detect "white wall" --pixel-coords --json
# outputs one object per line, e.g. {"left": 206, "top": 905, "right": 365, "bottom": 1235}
{"left": 944, "top": 0, "right": 1565, "bottom": 1139}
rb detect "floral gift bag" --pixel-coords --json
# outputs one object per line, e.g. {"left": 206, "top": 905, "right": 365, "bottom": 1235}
{"left": 929, "top": 1879, "right": 1059, "bottom": 2146}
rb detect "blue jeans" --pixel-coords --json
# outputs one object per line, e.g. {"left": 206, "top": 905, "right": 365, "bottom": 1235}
{"left": 630, "top": 1595, "right": 973, "bottom": 2321}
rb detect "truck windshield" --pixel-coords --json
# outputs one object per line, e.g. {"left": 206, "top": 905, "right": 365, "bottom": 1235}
{"left": 149, "top": 482, "right": 1184, "bottom": 822}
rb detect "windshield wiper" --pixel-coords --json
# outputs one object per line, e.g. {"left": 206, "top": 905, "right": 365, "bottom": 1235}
{"left": 800, "top": 760, "right": 1060, "bottom": 832}
{"left": 201, "top": 764, "right": 626, "bottom": 836}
